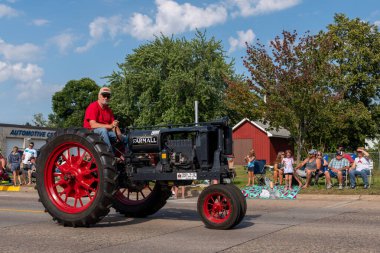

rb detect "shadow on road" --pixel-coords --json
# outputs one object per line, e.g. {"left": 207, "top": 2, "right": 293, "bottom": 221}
{"left": 95, "top": 208, "right": 258, "bottom": 229}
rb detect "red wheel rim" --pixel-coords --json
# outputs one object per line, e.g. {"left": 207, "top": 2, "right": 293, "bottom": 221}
{"left": 44, "top": 142, "right": 99, "bottom": 214}
{"left": 114, "top": 182, "right": 155, "bottom": 205}
{"left": 203, "top": 192, "right": 232, "bottom": 223}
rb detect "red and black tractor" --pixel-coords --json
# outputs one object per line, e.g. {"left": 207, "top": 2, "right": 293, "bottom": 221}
{"left": 36, "top": 117, "right": 246, "bottom": 229}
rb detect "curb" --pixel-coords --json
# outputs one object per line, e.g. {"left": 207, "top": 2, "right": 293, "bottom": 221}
{"left": 0, "top": 185, "right": 20, "bottom": 192}
{"left": 2, "top": 185, "right": 380, "bottom": 201}
{"left": 0, "top": 185, "right": 36, "bottom": 192}
{"left": 294, "top": 194, "right": 380, "bottom": 201}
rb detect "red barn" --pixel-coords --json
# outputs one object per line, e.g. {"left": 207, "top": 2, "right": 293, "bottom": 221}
{"left": 232, "top": 118, "right": 293, "bottom": 166}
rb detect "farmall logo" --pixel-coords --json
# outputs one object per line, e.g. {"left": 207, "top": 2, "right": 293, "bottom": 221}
{"left": 132, "top": 136, "right": 158, "bottom": 145}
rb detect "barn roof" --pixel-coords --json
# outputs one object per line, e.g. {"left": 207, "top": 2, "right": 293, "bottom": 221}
{"left": 232, "top": 118, "right": 291, "bottom": 138}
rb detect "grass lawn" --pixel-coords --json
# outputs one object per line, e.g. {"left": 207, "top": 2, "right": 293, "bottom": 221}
{"left": 232, "top": 166, "right": 380, "bottom": 195}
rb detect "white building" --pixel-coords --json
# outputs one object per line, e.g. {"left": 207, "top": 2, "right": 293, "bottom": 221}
{"left": 0, "top": 123, "right": 56, "bottom": 156}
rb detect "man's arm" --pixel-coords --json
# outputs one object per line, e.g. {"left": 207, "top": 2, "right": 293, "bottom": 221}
{"left": 0, "top": 157, "right": 6, "bottom": 169}
{"left": 89, "top": 120, "right": 115, "bottom": 130}
{"left": 295, "top": 159, "right": 307, "bottom": 170}
{"left": 328, "top": 160, "right": 335, "bottom": 171}
{"left": 316, "top": 158, "right": 321, "bottom": 170}
{"left": 339, "top": 159, "right": 350, "bottom": 171}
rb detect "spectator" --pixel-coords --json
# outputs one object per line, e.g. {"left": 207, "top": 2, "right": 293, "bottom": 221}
{"left": 22, "top": 142, "right": 37, "bottom": 185}
{"left": 244, "top": 149, "right": 256, "bottom": 186}
{"left": 282, "top": 149, "right": 294, "bottom": 190}
{"left": 273, "top": 151, "right": 285, "bottom": 185}
{"left": 338, "top": 146, "right": 354, "bottom": 165}
{"left": 315, "top": 151, "right": 328, "bottom": 184}
{"left": 0, "top": 150, "right": 7, "bottom": 181}
{"left": 8, "top": 146, "right": 22, "bottom": 186}
{"left": 349, "top": 147, "right": 371, "bottom": 189}
{"left": 295, "top": 149, "right": 321, "bottom": 188}
{"left": 0, "top": 150, "right": 6, "bottom": 171}
{"left": 325, "top": 150, "right": 350, "bottom": 189}
{"left": 171, "top": 185, "right": 185, "bottom": 199}
{"left": 83, "top": 87, "right": 127, "bottom": 156}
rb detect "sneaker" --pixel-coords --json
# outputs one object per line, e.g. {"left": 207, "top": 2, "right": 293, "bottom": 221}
{"left": 351, "top": 185, "right": 356, "bottom": 189}
{"left": 364, "top": 185, "right": 368, "bottom": 189}
{"left": 326, "top": 184, "right": 332, "bottom": 189}
{"left": 338, "top": 184, "right": 343, "bottom": 190}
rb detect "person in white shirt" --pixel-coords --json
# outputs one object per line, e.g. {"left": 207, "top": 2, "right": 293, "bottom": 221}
{"left": 349, "top": 147, "right": 371, "bottom": 189}
{"left": 22, "top": 142, "right": 38, "bottom": 185}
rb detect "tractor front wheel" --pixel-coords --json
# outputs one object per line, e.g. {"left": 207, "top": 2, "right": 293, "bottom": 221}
{"left": 197, "top": 184, "right": 241, "bottom": 230}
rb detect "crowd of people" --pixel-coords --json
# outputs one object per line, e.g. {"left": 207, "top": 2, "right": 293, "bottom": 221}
{"left": 246, "top": 147, "right": 372, "bottom": 190}
{"left": 0, "top": 142, "right": 37, "bottom": 186}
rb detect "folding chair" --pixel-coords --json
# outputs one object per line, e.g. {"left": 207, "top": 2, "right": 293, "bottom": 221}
{"left": 253, "top": 160, "right": 266, "bottom": 185}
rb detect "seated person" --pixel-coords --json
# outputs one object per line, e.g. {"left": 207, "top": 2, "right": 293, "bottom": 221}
{"left": 294, "top": 149, "right": 321, "bottom": 188}
{"left": 315, "top": 151, "right": 328, "bottom": 184}
{"left": 349, "top": 147, "right": 371, "bottom": 189}
{"left": 325, "top": 151, "right": 350, "bottom": 190}
{"left": 83, "top": 87, "right": 127, "bottom": 156}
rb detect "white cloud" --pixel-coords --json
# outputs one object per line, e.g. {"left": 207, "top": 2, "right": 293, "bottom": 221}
{"left": 32, "top": 19, "right": 50, "bottom": 26}
{"left": 375, "top": 20, "right": 380, "bottom": 27}
{"left": 77, "top": 0, "right": 228, "bottom": 51}
{"left": 76, "top": 15, "right": 124, "bottom": 52}
{"left": 0, "top": 3, "right": 18, "bottom": 18}
{"left": 78, "top": 0, "right": 299, "bottom": 51}
{"left": 49, "top": 32, "right": 76, "bottom": 54}
{"left": 0, "top": 38, "right": 41, "bottom": 62}
{"left": 228, "top": 0, "right": 301, "bottom": 17}
{"left": 0, "top": 60, "right": 58, "bottom": 101}
{"left": 129, "top": 0, "right": 228, "bottom": 40}
{"left": 0, "top": 61, "right": 43, "bottom": 83}
{"left": 228, "top": 29, "right": 255, "bottom": 53}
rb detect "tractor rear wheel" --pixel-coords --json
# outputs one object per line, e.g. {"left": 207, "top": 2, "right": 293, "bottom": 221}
{"left": 112, "top": 181, "right": 171, "bottom": 217}
{"left": 36, "top": 128, "right": 117, "bottom": 227}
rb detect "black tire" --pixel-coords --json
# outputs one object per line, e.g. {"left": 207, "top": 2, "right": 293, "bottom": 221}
{"left": 36, "top": 128, "right": 117, "bottom": 227}
{"left": 112, "top": 182, "right": 171, "bottom": 218}
{"left": 224, "top": 184, "right": 247, "bottom": 226}
{"left": 197, "top": 184, "right": 241, "bottom": 230}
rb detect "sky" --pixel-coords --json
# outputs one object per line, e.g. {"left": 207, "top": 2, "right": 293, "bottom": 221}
{"left": 1, "top": 0, "right": 380, "bottom": 125}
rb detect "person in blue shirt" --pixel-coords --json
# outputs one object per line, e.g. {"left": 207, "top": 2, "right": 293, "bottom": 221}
{"left": 245, "top": 149, "right": 256, "bottom": 186}
{"left": 8, "top": 146, "right": 22, "bottom": 186}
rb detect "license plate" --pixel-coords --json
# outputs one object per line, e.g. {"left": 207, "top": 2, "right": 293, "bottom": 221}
{"left": 177, "top": 172, "right": 197, "bottom": 180}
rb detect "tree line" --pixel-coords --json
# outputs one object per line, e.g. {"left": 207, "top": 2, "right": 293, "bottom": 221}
{"left": 33, "top": 14, "right": 380, "bottom": 160}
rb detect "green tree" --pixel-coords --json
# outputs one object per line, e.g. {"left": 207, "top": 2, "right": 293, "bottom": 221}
{"left": 321, "top": 13, "right": 380, "bottom": 147}
{"left": 243, "top": 30, "right": 338, "bottom": 161}
{"left": 32, "top": 113, "right": 48, "bottom": 127}
{"left": 224, "top": 78, "right": 263, "bottom": 125}
{"left": 50, "top": 78, "right": 99, "bottom": 128}
{"left": 107, "top": 31, "right": 234, "bottom": 126}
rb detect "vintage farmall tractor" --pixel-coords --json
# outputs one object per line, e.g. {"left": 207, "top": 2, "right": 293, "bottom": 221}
{"left": 36, "top": 118, "right": 246, "bottom": 229}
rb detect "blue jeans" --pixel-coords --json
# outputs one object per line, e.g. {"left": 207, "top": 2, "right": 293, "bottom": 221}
{"left": 93, "top": 128, "right": 128, "bottom": 154}
{"left": 349, "top": 169, "right": 370, "bottom": 186}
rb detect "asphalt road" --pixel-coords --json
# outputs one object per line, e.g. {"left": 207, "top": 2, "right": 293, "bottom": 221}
{"left": 0, "top": 191, "right": 379, "bottom": 253}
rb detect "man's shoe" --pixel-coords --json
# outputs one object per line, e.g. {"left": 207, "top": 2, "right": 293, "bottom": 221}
{"left": 364, "top": 185, "right": 368, "bottom": 189}
{"left": 351, "top": 185, "right": 356, "bottom": 189}
{"left": 338, "top": 184, "right": 343, "bottom": 190}
{"left": 326, "top": 184, "right": 332, "bottom": 189}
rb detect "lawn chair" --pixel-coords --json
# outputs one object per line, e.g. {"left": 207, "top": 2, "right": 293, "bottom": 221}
{"left": 253, "top": 160, "right": 266, "bottom": 185}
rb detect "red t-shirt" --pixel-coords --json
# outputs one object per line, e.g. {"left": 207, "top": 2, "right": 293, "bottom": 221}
{"left": 343, "top": 153, "right": 354, "bottom": 163}
{"left": 83, "top": 101, "right": 115, "bottom": 129}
